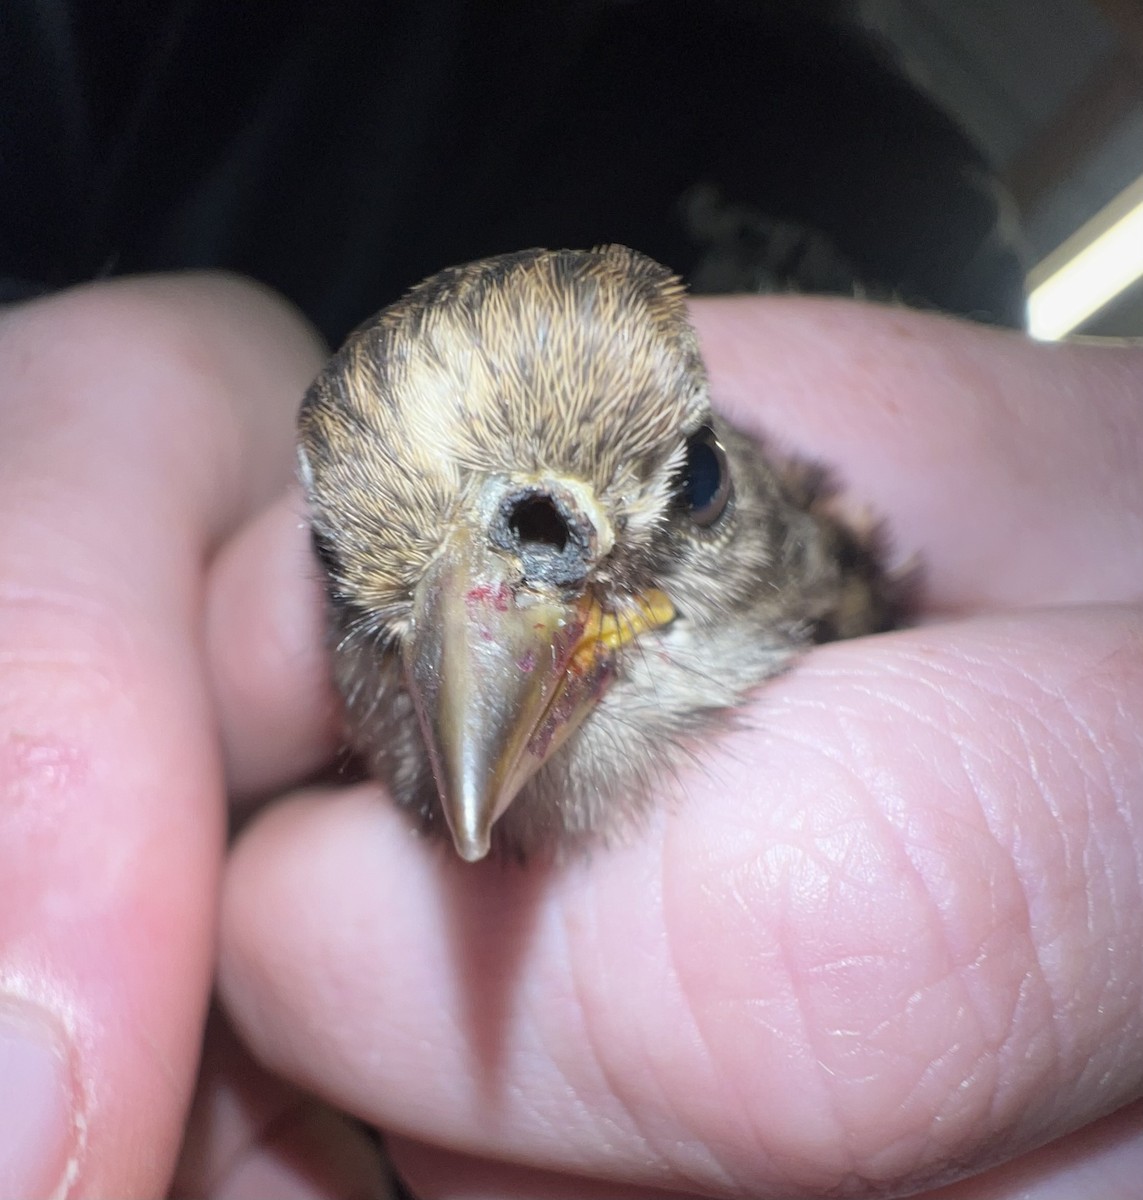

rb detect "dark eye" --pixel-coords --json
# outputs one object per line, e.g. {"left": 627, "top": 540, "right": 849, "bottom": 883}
{"left": 681, "top": 426, "right": 731, "bottom": 527}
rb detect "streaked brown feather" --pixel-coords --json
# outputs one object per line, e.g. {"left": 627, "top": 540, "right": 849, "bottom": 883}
{"left": 298, "top": 246, "right": 903, "bottom": 858}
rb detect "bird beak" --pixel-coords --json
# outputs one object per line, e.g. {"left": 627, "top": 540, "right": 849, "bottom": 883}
{"left": 402, "top": 528, "right": 674, "bottom": 861}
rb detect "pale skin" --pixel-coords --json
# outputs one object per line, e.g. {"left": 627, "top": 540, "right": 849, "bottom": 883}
{"left": 0, "top": 273, "right": 1139, "bottom": 1198}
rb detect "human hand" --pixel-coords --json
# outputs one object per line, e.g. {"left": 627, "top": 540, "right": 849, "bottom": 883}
{"left": 4, "top": 275, "right": 1140, "bottom": 1198}
{"left": 213, "top": 296, "right": 1143, "bottom": 1198}
{"left": 0, "top": 276, "right": 390, "bottom": 1197}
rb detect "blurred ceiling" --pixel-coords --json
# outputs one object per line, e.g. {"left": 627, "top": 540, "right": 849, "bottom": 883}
{"left": 857, "top": 0, "right": 1143, "bottom": 336}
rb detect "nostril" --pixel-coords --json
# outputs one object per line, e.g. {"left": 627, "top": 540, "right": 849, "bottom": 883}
{"left": 508, "top": 496, "right": 570, "bottom": 553}
{"left": 492, "top": 486, "right": 592, "bottom": 586}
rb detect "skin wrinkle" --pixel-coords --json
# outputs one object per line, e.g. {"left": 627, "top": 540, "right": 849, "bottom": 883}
{"left": 648, "top": 614, "right": 1143, "bottom": 1195}
{"left": 1104, "top": 748, "right": 1143, "bottom": 1060}
{"left": 898, "top": 988, "right": 984, "bottom": 1118}
{"left": 863, "top": 1103, "right": 962, "bottom": 1191}
{"left": 561, "top": 874, "right": 695, "bottom": 1186}
{"left": 1065, "top": 680, "right": 1137, "bottom": 1004}
{"left": 662, "top": 816, "right": 792, "bottom": 1190}
{"left": 944, "top": 627, "right": 1143, "bottom": 1145}
{"left": 837, "top": 764, "right": 998, "bottom": 1177}
{"left": 778, "top": 878, "right": 864, "bottom": 1195}
{"left": 628, "top": 915, "right": 726, "bottom": 1169}
{"left": 1065, "top": 738, "right": 1110, "bottom": 1033}
{"left": 779, "top": 904, "right": 862, "bottom": 1187}
{"left": 630, "top": 956, "right": 750, "bottom": 1187}
{"left": 585, "top": 988, "right": 681, "bottom": 1166}
{"left": 673, "top": 770, "right": 859, "bottom": 1191}
{"left": 507, "top": 909, "right": 611, "bottom": 1161}
{"left": 887, "top": 654, "right": 1065, "bottom": 1148}
{"left": 1067, "top": 812, "right": 1142, "bottom": 1114}
{"left": 753, "top": 643, "right": 1056, "bottom": 1176}
{"left": 536, "top": 1033, "right": 649, "bottom": 1186}
{"left": 700, "top": 970, "right": 828, "bottom": 1191}
{"left": 984, "top": 718, "right": 1087, "bottom": 1064}
{"left": 496, "top": 1047, "right": 570, "bottom": 1164}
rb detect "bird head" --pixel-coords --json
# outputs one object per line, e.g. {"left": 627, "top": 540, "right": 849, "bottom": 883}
{"left": 299, "top": 246, "right": 890, "bottom": 860}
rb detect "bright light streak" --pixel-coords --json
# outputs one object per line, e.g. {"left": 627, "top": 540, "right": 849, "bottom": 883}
{"left": 1026, "top": 173, "right": 1143, "bottom": 340}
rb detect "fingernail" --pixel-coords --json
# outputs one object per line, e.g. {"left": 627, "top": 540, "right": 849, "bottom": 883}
{"left": 0, "top": 1001, "right": 76, "bottom": 1200}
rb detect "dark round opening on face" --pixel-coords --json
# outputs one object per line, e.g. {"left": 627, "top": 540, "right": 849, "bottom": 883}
{"left": 508, "top": 495, "right": 571, "bottom": 552}
{"left": 492, "top": 488, "right": 590, "bottom": 586}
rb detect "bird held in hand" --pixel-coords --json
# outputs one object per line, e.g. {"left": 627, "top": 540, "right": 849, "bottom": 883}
{"left": 298, "top": 246, "right": 899, "bottom": 862}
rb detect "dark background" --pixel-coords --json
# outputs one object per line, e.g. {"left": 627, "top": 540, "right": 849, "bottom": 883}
{"left": 1, "top": 0, "right": 1026, "bottom": 346}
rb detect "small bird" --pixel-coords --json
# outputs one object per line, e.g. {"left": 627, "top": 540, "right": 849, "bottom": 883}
{"left": 298, "top": 246, "right": 899, "bottom": 862}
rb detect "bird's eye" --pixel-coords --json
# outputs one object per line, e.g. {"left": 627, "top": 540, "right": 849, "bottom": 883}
{"left": 681, "top": 427, "right": 731, "bottom": 527}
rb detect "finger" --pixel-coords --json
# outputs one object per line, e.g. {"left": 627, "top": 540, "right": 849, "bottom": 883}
{"left": 387, "top": 1102, "right": 1143, "bottom": 1200}
{"left": 689, "top": 297, "right": 1143, "bottom": 612}
{"left": 206, "top": 491, "right": 342, "bottom": 803}
{"left": 0, "top": 274, "right": 323, "bottom": 1197}
{"left": 202, "top": 1111, "right": 391, "bottom": 1200}
{"left": 201, "top": 1112, "right": 389, "bottom": 1200}
{"left": 171, "top": 1012, "right": 393, "bottom": 1200}
{"left": 219, "top": 604, "right": 1143, "bottom": 1197}
{"left": 926, "top": 1099, "right": 1143, "bottom": 1200}
{"left": 387, "top": 1136, "right": 707, "bottom": 1199}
